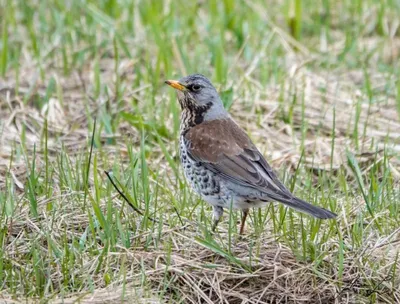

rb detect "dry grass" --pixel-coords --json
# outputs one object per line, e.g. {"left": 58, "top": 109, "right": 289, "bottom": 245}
{"left": 1, "top": 1, "right": 400, "bottom": 303}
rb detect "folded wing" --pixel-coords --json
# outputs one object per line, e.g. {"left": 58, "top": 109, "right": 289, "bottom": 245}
{"left": 184, "top": 118, "right": 336, "bottom": 219}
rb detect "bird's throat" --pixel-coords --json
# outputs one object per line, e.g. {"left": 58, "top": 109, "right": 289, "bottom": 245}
{"left": 179, "top": 100, "right": 213, "bottom": 134}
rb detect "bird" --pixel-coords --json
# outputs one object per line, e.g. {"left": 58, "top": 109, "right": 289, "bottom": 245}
{"left": 165, "top": 74, "right": 337, "bottom": 234}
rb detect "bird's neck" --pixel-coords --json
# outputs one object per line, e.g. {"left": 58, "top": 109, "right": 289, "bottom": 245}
{"left": 179, "top": 102, "right": 213, "bottom": 135}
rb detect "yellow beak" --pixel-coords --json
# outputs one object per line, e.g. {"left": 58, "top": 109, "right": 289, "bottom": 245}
{"left": 165, "top": 80, "right": 186, "bottom": 91}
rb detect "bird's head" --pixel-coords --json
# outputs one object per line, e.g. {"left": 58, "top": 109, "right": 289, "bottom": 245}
{"left": 165, "top": 74, "right": 228, "bottom": 125}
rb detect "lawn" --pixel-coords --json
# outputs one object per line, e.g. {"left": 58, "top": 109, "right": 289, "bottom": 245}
{"left": 0, "top": 0, "right": 399, "bottom": 303}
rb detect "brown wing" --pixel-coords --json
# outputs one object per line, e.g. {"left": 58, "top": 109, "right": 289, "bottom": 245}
{"left": 184, "top": 118, "right": 290, "bottom": 195}
{"left": 184, "top": 118, "right": 337, "bottom": 219}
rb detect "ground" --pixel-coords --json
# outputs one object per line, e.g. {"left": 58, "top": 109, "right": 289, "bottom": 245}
{"left": 0, "top": 0, "right": 399, "bottom": 303}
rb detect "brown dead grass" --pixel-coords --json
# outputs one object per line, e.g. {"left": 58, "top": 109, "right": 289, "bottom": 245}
{"left": 1, "top": 26, "right": 400, "bottom": 304}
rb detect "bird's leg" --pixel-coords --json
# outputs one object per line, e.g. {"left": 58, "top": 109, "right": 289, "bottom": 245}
{"left": 212, "top": 206, "right": 224, "bottom": 232}
{"left": 239, "top": 209, "right": 249, "bottom": 235}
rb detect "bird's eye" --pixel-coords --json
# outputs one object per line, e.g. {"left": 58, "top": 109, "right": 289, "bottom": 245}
{"left": 190, "top": 84, "right": 201, "bottom": 91}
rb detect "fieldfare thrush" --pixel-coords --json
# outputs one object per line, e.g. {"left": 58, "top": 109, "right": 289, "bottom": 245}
{"left": 165, "top": 74, "right": 337, "bottom": 234}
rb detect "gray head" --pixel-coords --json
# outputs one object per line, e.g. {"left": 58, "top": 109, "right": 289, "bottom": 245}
{"left": 165, "top": 74, "right": 228, "bottom": 124}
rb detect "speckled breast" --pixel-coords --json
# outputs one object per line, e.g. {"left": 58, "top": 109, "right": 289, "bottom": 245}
{"left": 179, "top": 136, "right": 222, "bottom": 200}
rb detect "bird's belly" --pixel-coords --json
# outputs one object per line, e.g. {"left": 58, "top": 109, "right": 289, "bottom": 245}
{"left": 180, "top": 145, "right": 225, "bottom": 207}
{"left": 181, "top": 161, "right": 256, "bottom": 209}
{"left": 182, "top": 160, "right": 223, "bottom": 205}
{"left": 184, "top": 165, "right": 267, "bottom": 209}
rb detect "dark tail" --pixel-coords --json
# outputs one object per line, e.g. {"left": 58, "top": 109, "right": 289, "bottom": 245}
{"left": 275, "top": 195, "right": 337, "bottom": 219}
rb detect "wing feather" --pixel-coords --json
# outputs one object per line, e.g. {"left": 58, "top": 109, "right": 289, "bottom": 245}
{"left": 184, "top": 118, "right": 337, "bottom": 219}
{"left": 184, "top": 119, "right": 288, "bottom": 195}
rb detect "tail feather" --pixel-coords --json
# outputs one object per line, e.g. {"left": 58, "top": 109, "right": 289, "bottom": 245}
{"left": 275, "top": 195, "right": 337, "bottom": 219}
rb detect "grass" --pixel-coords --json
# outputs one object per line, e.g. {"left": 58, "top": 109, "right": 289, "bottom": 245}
{"left": 0, "top": 0, "right": 399, "bottom": 302}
